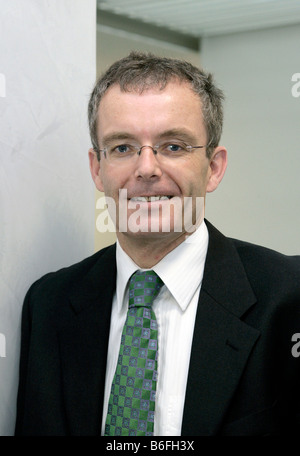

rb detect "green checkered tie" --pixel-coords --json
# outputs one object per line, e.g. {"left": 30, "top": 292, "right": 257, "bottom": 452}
{"left": 104, "top": 270, "right": 163, "bottom": 436}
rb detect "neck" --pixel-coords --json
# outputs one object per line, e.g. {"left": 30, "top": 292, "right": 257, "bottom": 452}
{"left": 116, "top": 231, "right": 191, "bottom": 268}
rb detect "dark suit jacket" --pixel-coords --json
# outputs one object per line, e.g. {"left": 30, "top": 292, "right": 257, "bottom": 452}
{"left": 15, "top": 221, "right": 300, "bottom": 436}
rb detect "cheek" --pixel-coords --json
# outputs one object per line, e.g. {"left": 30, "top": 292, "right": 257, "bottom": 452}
{"left": 168, "top": 158, "right": 210, "bottom": 195}
{"left": 100, "top": 174, "right": 112, "bottom": 196}
{"left": 99, "top": 167, "right": 126, "bottom": 198}
{"left": 191, "top": 158, "right": 211, "bottom": 191}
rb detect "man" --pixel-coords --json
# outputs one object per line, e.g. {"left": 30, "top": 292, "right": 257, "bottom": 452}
{"left": 15, "top": 52, "right": 300, "bottom": 436}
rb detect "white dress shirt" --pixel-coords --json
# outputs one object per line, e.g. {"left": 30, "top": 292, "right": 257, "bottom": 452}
{"left": 101, "top": 221, "right": 209, "bottom": 436}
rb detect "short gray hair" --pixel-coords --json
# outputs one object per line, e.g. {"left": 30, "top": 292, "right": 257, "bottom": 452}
{"left": 88, "top": 51, "right": 224, "bottom": 159}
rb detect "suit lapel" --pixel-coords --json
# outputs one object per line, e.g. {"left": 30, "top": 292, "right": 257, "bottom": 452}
{"left": 55, "top": 222, "right": 260, "bottom": 435}
{"left": 181, "top": 221, "right": 260, "bottom": 436}
{"left": 58, "top": 245, "right": 117, "bottom": 435}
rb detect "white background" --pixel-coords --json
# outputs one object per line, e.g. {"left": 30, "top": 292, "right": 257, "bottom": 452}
{"left": 0, "top": 0, "right": 96, "bottom": 435}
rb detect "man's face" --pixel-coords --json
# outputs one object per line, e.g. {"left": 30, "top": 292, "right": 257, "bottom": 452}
{"left": 89, "top": 80, "right": 226, "bottom": 246}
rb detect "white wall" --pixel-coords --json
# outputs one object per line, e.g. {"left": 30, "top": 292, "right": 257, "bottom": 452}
{"left": 202, "top": 24, "right": 300, "bottom": 255}
{"left": 0, "top": 0, "right": 96, "bottom": 435}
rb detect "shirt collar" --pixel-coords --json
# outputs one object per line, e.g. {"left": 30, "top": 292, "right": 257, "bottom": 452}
{"left": 153, "top": 221, "right": 208, "bottom": 311}
{"left": 115, "top": 242, "right": 139, "bottom": 313}
{"left": 116, "top": 221, "right": 209, "bottom": 313}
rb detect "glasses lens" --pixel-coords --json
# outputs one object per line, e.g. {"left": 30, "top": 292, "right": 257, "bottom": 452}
{"left": 103, "top": 140, "right": 195, "bottom": 161}
{"left": 157, "top": 140, "right": 189, "bottom": 156}
{"left": 106, "top": 143, "right": 139, "bottom": 160}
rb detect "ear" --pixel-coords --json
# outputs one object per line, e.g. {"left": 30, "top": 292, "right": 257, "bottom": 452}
{"left": 88, "top": 148, "right": 104, "bottom": 192}
{"left": 206, "top": 146, "right": 227, "bottom": 193}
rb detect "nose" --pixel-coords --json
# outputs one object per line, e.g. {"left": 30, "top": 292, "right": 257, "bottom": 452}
{"left": 134, "top": 145, "right": 163, "bottom": 180}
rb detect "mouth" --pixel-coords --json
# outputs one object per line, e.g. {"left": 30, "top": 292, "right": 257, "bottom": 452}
{"left": 130, "top": 195, "right": 173, "bottom": 202}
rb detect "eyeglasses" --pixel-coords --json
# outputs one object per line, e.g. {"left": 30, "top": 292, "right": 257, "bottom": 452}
{"left": 98, "top": 140, "right": 206, "bottom": 162}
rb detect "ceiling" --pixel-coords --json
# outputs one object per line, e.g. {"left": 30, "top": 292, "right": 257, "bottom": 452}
{"left": 97, "top": 0, "right": 300, "bottom": 38}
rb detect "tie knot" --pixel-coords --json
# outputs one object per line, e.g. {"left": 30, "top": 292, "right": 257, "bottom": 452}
{"left": 128, "top": 270, "right": 164, "bottom": 308}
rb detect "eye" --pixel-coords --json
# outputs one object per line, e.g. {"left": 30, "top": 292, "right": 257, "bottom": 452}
{"left": 115, "top": 144, "right": 130, "bottom": 154}
{"left": 168, "top": 143, "right": 182, "bottom": 152}
{"left": 160, "top": 141, "right": 187, "bottom": 155}
{"left": 109, "top": 143, "right": 137, "bottom": 157}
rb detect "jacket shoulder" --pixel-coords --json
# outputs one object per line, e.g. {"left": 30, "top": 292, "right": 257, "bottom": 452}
{"left": 24, "top": 244, "right": 116, "bottom": 312}
{"left": 231, "top": 238, "right": 300, "bottom": 297}
{"left": 232, "top": 237, "right": 300, "bottom": 269}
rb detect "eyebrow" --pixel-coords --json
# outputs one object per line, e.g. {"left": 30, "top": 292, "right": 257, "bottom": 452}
{"left": 101, "top": 128, "right": 200, "bottom": 147}
{"left": 156, "top": 128, "right": 199, "bottom": 144}
{"left": 101, "top": 132, "right": 137, "bottom": 147}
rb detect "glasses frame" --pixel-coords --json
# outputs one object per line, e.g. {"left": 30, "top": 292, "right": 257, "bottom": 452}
{"left": 97, "top": 142, "right": 206, "bottom": 161}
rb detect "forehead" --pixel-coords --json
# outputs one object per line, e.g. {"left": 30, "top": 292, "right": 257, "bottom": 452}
{"left": 101, "top": 79, "right": 202, "bottom": 106}
{"left": 98, "top": 81, "right": 204, "bottom": 131}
